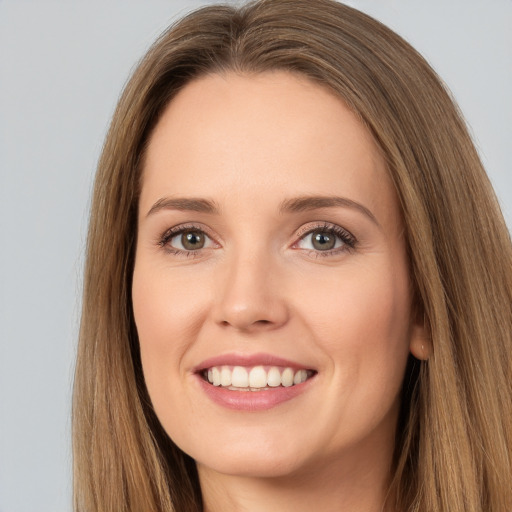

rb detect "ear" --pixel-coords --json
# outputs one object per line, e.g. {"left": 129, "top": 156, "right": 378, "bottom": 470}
{"left": 409, "top": 317, "right": 431, "bottom": 361}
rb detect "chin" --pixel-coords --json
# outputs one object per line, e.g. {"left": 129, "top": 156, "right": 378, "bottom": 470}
{"left": 195, "top": 449, "right": 308, "bottom": 480}
{"left": 176, "top": 424, "right": 315, "bottom": 479}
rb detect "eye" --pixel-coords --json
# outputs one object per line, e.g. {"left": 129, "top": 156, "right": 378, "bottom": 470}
{"left": 295, "top": 223, "right": 356, "bottom": 254}
{"left": 308, "top": 230, "right": 339, "bottom": 251}
{"left": 174, "top": 229, "right": 207, "bottom": 250}
{"left": 159, "top": 225, "right": 216, "bottom": 254}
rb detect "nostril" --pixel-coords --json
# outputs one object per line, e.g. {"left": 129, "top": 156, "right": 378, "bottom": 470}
{"left": 215, "top": 295, "right": 289, "bottom": 331}
{"left": 220, "top": 318, "right": 272, "bottom": 328}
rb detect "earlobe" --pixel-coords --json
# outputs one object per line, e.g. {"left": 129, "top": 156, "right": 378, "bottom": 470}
{"left": 409, "top": 321, "right": 431, "bottom": 361}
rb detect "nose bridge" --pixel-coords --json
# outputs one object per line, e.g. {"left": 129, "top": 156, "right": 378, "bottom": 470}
{"left": 214, "top": 238, "right": 288, "bottom": 331}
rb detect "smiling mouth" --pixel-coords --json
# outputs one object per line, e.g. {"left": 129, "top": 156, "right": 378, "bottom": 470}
{"left": 201, "top": 365, "right": 316, "bottom": 391}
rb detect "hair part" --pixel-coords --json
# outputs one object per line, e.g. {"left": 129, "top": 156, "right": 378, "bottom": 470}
{"left": 74, "top": 1, "right": 512, "bottom": 510}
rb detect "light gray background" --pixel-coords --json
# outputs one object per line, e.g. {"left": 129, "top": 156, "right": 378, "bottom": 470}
{"left": 1, "top": 1, "right": 510, "bottom": 511}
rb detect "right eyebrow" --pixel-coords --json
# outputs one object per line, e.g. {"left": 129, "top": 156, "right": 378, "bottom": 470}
{"left": 146, "top": 197, "right": 220, "bottom": 217}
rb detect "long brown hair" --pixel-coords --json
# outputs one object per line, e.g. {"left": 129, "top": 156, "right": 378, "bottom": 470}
{"left": 73, "top": 1, "right": 512, "bottom": 510}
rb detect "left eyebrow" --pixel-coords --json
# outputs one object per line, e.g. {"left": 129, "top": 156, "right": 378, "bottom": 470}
{"left": 279, "top": 195, "right": 380, "bottom": 227}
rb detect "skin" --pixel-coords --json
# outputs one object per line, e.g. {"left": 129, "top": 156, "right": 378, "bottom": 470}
{"left": 132, "top": 71, "right": 427, "bottom": 512}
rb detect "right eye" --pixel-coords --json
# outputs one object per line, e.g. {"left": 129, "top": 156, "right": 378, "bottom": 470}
{"left": 160, "top": 225, "right": 216, "bottom": 255}
{"left": 171, "top": 229, "right": 208, "bottom": 250}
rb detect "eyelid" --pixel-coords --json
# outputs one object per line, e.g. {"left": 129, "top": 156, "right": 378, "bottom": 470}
{"left": 293, "top": 221, "right": 357, "bottom": 253}
{"left": 158, "top": 223, "right": 220, "bottom": 255}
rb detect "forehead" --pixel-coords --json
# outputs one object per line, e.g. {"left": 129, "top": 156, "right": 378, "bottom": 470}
{"left": 140, "top": 71, "right": 399, "bottom": 229}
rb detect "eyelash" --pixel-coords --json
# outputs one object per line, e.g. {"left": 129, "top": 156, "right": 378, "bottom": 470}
{"left": 294, "top": 222, "right": 357, "bottom": 257}
{"left": 158, "top": 223, "right": 215, "bottom": 258}
{"left": 157, "top": 222, "right": 357, "bottom": 258}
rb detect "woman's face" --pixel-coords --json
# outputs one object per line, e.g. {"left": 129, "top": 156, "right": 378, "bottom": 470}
{"left": 133, "top": 71, "right": 424, "bottom": 480}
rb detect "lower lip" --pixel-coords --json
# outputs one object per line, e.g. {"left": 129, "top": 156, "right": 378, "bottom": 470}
{"left": 196, "top": 375, "right": 314, "bottom": 411}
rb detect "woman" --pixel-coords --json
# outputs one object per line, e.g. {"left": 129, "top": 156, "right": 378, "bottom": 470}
{"left": 73, "top": 1, "right": 512, "bottom": 510}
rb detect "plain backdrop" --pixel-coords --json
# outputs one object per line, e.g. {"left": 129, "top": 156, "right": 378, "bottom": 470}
{"left": 0, "top": 1, "right": 510, "bottom": 511}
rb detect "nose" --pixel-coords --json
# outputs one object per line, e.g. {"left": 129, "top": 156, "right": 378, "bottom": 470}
{"left": 213, "top": 250, "right": 289, "bottom": 332}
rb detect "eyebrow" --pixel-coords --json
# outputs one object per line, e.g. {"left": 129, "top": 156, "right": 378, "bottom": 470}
{"left": 146, "top": 194, "right": 379, "bottom": 226}
{"left": 146, "top": 197, "right": 220, "bottom": 217}
{"left": 280, "top": 195, "right": 379, "bottom": 226}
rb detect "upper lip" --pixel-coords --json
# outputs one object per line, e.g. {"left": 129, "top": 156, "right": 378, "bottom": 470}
{"left": 193, "top": 352, "right": 315, "bottom": 373}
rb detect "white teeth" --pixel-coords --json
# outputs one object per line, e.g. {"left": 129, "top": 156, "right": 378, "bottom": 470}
{"left": 231, "top": 366, "right": 249, "bottom": 387}
{"left": 205, "top": 365, "right": 312, "bottom": 389}
{"left": 212, "top": 367, "right": 221, "bottom": 386}
{"left": 249, "top": 366, "right": 267, "bottom": 388}
{"left": 267, "top": 367, "right": 281, "bottom": 387}
{"left": 294, "top": 369, "right": 307, "bottom": 385}
{"left": 281, "top": 367, "right": 294, "bottom": 387}
{"left": 220, "top": 366, "right": 231, "bottom": 387}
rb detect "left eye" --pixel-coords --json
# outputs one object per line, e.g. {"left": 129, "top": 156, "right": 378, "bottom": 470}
{"left": 168, "top": 229, "right": 213, "bottom": 251}
{"left": 296, "top": 228, "right": 350, "bottom": 252}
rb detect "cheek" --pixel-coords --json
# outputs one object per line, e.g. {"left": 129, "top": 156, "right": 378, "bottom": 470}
{"left": 293, "top": 261, "right": 412, "bottom": 448}
{"left": 298, "top": 260, "right": 412, "bottom": 395}
{"left": 131, "top": 261, "right": 210, "bottom": 395}
{"left": 301, "top": 260, "right": 411, "bottom": 342}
